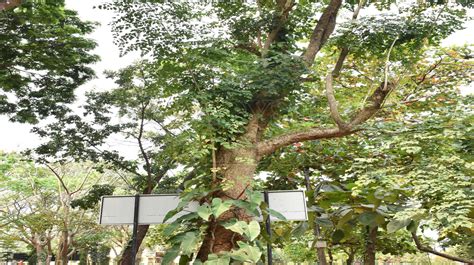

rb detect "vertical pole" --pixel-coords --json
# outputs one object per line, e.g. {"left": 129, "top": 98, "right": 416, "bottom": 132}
{"left": 264, "top": 191, "right": 273, "bottom": 265}
{"left": 304, "top": 168, "right": 327, "bottom": 265}
{"left": 131, "top": 194, "right": 140, "bottom": 265}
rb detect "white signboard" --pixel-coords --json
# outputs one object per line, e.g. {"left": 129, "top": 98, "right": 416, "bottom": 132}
{"left": 99, "top": 195, "right": 198, "bottom": 225}
{"left": 99, "top": 190, "right": 307, "bottom": 225}
{"left": 265, "top": 190, "right": 308, "bottom": 221}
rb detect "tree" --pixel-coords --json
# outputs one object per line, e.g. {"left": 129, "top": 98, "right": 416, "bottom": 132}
{"left": 260, "top": 45, "right": 472, "bottom": 263}
{"left": 34, "top": 0, "right": 472, "bottom": 263}
{"left": 32, "top": 61, "right": 185, "bottom": 265}
{"left": 0, "top": 0, "right": 98, "bottom": 123}
{"left": 0, "top": 153, "right": 114, "bottom": 265}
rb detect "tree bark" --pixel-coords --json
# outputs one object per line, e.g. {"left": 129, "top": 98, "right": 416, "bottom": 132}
{"left": 364, "top": 226, "right": 377, "bottom": 265}
{"left": 194, "top": 0, "right": 394, "bottom": 260}
{"left": 35, "top": 244, "right": 45, "bottom": 265}
{"left": 119, "top": 225, "right": 150, "bottom": 265}
{"left": 303, "top": 0, "right": 343, "bottom": 65}
{"left": 56, "top": 230, "right": 70, "bottom": 265}
{"left": 0, "top": 0, "right": 21, "bottom": 11}
{"left": 315, "top": 231, "right": 328, "bottom": 265}
{"left": 197, "top": 114, "right": 262, "bottom": 261}
{"left": 346, "top": 251, "right": 355, "bottom": 265}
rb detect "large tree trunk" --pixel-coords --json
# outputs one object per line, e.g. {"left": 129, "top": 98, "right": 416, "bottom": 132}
{"left": 364, "top": 226, "right": 378, "bottom": 265}
{"left": 119, "top": 225, "right": 150, "bottom": 265}
{"left": 196, "top": 114, "right": 263, "bottom": 261}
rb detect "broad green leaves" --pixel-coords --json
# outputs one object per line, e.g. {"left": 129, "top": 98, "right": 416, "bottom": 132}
{"left": 223, "top": 220, "right": 261, "bottom": 241}
{"left": 387, "top": 219, "right": 412, "bottom": 233}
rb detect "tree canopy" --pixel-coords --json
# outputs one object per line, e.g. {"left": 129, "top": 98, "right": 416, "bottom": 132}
{"left": 0, "top": 0, "right": 98, "bottom": 123}
{"left": 1, "top": 0, "right": 472, "bottom": 264}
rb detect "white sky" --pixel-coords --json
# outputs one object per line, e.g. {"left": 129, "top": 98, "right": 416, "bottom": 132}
{"left": 0, "top": 1, "right": 472, "bottom": 153}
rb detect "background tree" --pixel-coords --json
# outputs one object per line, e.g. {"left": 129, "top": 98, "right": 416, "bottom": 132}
{"left": 32, "top": 61, "right": 188, "bottom": 265}
{"left": 0, "top": 153, "right": 115, "bottom": 265}
{"left": 0, "top": 0, "right": 98, "bottom": 123}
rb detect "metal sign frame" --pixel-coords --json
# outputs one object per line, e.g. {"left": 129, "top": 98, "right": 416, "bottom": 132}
{"left": 99, "top": 190, "right": 307, "bottom": 265}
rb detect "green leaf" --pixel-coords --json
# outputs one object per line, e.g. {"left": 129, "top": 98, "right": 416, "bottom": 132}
{"left": 197, "top": 204, "right": 212, "bottom": 221}
{"left": 387, "top": 219, "right": 411, "bottom": 233}
{"left": 337, "top": 210, "right": 353, "bottom": 228}
{"left": 268, "top": 208, "right": 287, "bottom": 221}
{"left": 163, "top": 222, "right": 180, "bottom": 237}
{"left": 179, "top": 255, "right": 191, "bottom": 265}
{"left": 163, "top": 208, "right": 180, "bottom": 223}
{"left": 358, "top": 212, "right": 378, "bottom": 227}
{"left": 162, "top": 247, "right": 180, "bottom": 265}
{"left": 232, "top": 242, "right": 262, "bottom": 263}
{"left": 406, "top": 220, "right": 419, "bottom": 233}
{"left": 180, "top": 232, "right": 199, "bottom": 254}
{"left": 247, "top": 190, "right": 264, "bottom": 205}
{"left": 231, "top": 200, "right": 260, "bottom": 216}
{"left": 332, "top": 229, "right": 345, "bottom": 243}
{"left": 315, "top": 217, "right": 333, "bottom": 227}
{"left": 211, "top": 198, "right": 232, "bottom": 218}
{"left": 223, "top": 220, "right": 246, "bottom": 235}
{"left": 203, "top": 255, "right": 231, "bottom": 265}
{"left": 291, "top": 222, "right": 308, "bottom": 237}
{"left": 247, "top": 221, "right": 260, "bottom": 241}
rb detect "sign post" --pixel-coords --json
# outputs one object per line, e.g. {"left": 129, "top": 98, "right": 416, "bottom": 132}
{"left": 263, "top": 191, "right": 273, "bottom": 265}
{"left": 131, "top": 194, "right": 140, "bottom": 265}
{"left": 99, "top": 191, "right": 307, "bottom": 264}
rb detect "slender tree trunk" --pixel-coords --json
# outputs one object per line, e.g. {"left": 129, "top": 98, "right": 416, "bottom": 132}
{"left": 327, "top": 247, "right": 334, "bottom": 265}
{"left": 315, "top": 236, "right": 328, "bottom": 265}
{"left": 56, "top": 230, "right": 70, "bottom": 265}
{"left": 119, "top": 225, "right": 150, "bottom": 265}
{"left": 364, "top": 226, "right": 378, "bottom": 265}
{"left": 346, "top": 251, "right": 355, "bottom": 265}
{"left": 35, "top": 244, "right": 45, "bottom": 265}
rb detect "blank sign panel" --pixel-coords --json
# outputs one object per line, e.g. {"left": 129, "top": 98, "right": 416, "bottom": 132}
{"left": 99, "top": 190, "right": 307, "bottom": 225}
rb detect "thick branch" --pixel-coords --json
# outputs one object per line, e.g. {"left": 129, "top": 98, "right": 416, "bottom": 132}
{"left": 411, "top": 232, "right": 474, "bottom": 264}
{"left": 348, "top": 81, "right": 395, "bottom": 127}
{"left": 257, "top": 127, "right": 353, "bottom": 157}
{"left": 303, "top": 0, "right": 342, "bottom": 65}
{"left": 332, "top": 0, "right": 364, "bottom": 77}
{"left": 325, "top": 74, "right": 348, "bottom": 130}
{"left": 332, "top": 47, "right": 349, "bottom": 78}
{"left": 258, "top": 80, "right": 394, "bottom": 156}
{"left": 261, "top": 0, "right": 295, "bottom": 56}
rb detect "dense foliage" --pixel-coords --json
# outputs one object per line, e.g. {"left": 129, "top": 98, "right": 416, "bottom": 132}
{"left": 1, "top": 0, "right": 472, "bottom": 264}
{"left": 0, "top": 1, "right": 98, "bottom": 123}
